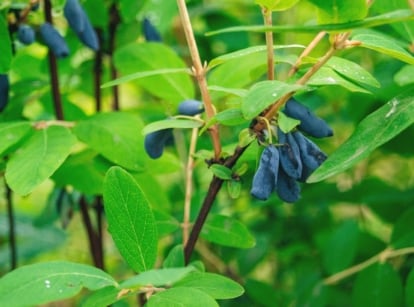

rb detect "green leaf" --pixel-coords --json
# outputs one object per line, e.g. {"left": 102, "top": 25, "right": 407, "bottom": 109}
{"left": 307, "top": 67, "right": 371, "bottom": 93}
{"left": 308, "top": 89, "right": 414, "bottom": 183}
{"left": 175, "top": 272, "right": 244, "bottom": 299}
{"left": 210, "top": 164, "right": 233, "bottom": 180}
{"left": 201, "top": 214, "right": 256, "bottom": 248}
{"left": 325, "top": 57, "right": 380, "bottom": 88}
{"left": 142, "top": 118, "right": 203, "bottom": 135}
{"left": 406, "top": 268, "right": 414, "bottom": 307}
{"left": 0, "top": 14, "right": 12, "bottom": 73}
{"left": 163, "top": 245, "right": 185, "bottom": 268}
{"left": 208, "top": 45, "right": 304, "bottom": 70}
{"left": 153, "top": 209, "right": 181, "bottom": 237}
{"left": 352, "top": 29, "right": 414, "bottom": 65}
{"left": 308, "top": 0, "right": 368, "bottom": 24}
{"left": 352, "top": 263, "right": 403, "bottom": 307}
{"left": 52, "top": 150, "right": 108, "bottom": 195}
{"left": 206, "top": 10, "right": 414, "bottom": 35}
{"left": 322, "top": 220, "right": 359, "bottom": 274}
{"left": 5, "top": 126, "right": 76, "bottom": 196}
{"left": 0, "top": 121, "right": 33, "bottom": 157}
{"left": 278, "top": 111, "right": 301, "bottom": 133}
{"left": 207, "top": 85, "right": 248, "bottom": 97}
{"left": 394, "top": 64, "right": 414, "bottom": 86}
{"left": 0, "top": 261, "right": 118, "bottom": 307}
{"left": 114, "top": 43, "right": 195, "bottom": 104}
{"left": 242, "top": 81, "right": 304, "bottom": 120}
{"left": 121, "top": 267, "right": 195, "bottom": 289}
{"left": 81, "top": 286, "right": 124, "bottom": 307}
{"left": 227, "top": 179, "right": 242, "bottom": 199}
{"left": 390, "top": 208, "right": 414, "bottom": 248}
{"left": 146, "top": 287, "right": 219, "bottom": 307}
{"left": 214, "top": 108, "right": 249, "bottom": 126}
{"left": 118, "top": 0, "right": 144, "bottom": 22}
{"left": 101, "top": 68, "right": 191, "bottom": 88}
{"left": 255, "top": 0, "right": 300, "bottom": 11}
{"left": 73, "top": 112, "right": 145, "bottom": 171}
{"left": 103, "top": 166, "right": 158, "bottom": 272}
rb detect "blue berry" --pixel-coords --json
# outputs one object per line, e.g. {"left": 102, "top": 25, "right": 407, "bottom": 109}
{"left": 178, "top": 100, "right": 204, "bottom": 116}
{"left": 284, "top": 99, "right": 333, "bottom": 138}
{"left": 275, "top": 168, "right": 301, "bottom": 203}
{"left": 293, "top": 131, "right": 327, "bottom": 181}
{"left": 278, "top": 130, "right": 303, "bottom": 180}
{"left": 77, "top": 10, "right": 99, "bottom": 51}
{"left": 17, "top": 24, "right": 35, "bottom": 45}
{"left": 144, "top": 129, "right": 174, "bottom": 159}
{"left": 143, "top": 17, "right": 162, "bottom": 42}
{"left": 250, "top": 145, "right": 279, "bottom": 200}
{"left": 0, "top": 74, "right": 9, "bottom": 112}
{"left": 39, "top": 23, "right": 70, "bottom": 58}
{"left": 63, "top": 0, "right": 85, "bottom": 34}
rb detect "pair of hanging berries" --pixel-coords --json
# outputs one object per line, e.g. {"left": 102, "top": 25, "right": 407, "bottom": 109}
{"left": 251, "top": 99, "right": 332, "bottom": 203}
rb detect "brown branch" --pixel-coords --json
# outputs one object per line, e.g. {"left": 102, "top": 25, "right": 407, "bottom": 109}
{"left": 176, "top": 0, "right": 221, "bottom": 159}
{"left": 108, "top": 3, "right": 120, "bottom": 111}
{"left": 262, "top": 8, "right": 275, "bottom": 80}
{"left": 44, "top": 0, "right": 64, "bottom": 120}
{"left": 6, "top": 183, "right": 17, "bottom": 270}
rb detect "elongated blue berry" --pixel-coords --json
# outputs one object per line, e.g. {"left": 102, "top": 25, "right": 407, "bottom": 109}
{"left": 144, "top": 129, "right": 174, "bottom": 159}
{"left": 77, "top": 10, "right": 99, "bottom": 51}
{"left": 278, "top": 130, "right": 302, "bottom": 180}
{"left": 39, "top": 23, "right": 70, "bottom": 58}
{"left": 64, "top": 0, "right": 85, "bottom": 34}
{"left": 143, "top": 17, "right": 162, "bottom": 42}
{"left": 251, "top": 145, "right": 279, "bottom": 200}
{"left": 17, "top": 24, "right": 35, "bottom": 45}
{"left": 284, "top": 99, "right": 333, "bottom": 138}
{"left": 0, "top": 74, "right": 9, "bottom": 112}
{"left": 293, "top": 131, "right": 327, "bottom": 181}
{"left": 178, "top": 100, "right": 204, "bottom": 116}
{"left": 275, "top": 168, "right": 301, "bottom": 203}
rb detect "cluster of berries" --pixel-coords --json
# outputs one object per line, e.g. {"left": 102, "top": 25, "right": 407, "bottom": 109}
{"left": 15, "top": 0, "right": 98, "bottom": 58}
{"left": 251, "top": 99, "right": 333, "bottom": 203}
{"left": 144, "top": 100, "right": 205, "bottom": 159}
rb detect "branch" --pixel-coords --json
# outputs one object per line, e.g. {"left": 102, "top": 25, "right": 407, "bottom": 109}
{"left": 108, "top": 3, "right": 121, "bottom": 111}
{"left": 176, "top": 0, "right": 221, "bottom": 159}
{"left": 44, "top": 0, "right": 64, "bottom": 120}
{"left": 262, "top": 8, "right": 275, "bottom": 80}
{"left": 5, "top": 183, "right": 17, "bottom": 270}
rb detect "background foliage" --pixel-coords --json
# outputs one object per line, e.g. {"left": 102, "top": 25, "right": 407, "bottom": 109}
{"left": 1, "top": 0, "right": 414, "bottom": 306}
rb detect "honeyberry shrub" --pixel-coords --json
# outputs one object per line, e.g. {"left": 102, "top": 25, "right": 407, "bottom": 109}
{"left": 1, "top": 0, "right": 414, "bottom": 305}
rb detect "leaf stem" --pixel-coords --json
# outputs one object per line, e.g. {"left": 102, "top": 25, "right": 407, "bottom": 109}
{"left": 44, "top": 0, "right": 64, "bottom": 120}
{"left": 262, "top": 8, "right": 275, "bottom": 80}
{"left": 182, "top": 123, "right": 199, "bottom": 245}
{"left": 288, "top": 31, "right": 326, "bottom": 77}
{"left": 176, "top": 0, "right": 221, "bottom": 159}
{"left": 5, "top": 183, "right": 17, "bottom": 270}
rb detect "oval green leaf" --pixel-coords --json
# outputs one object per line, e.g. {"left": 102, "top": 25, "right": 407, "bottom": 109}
{"left": 242, "top": 80, "right": 304, "bottom": 120}
{"left": 0, "top": 121, "right": 33, "bottom": 157}
{"left": 201, "top": 214, "right": 256, "bottom": 248}
{"left": 352, "top": 263, "right": 403, "bottom": 307}
{"left": 5, "top": 126, "right": 76, "bottom": 195}
{"left": 142, "top": 118, "right": 203, "bottom": 135}
{"left": 146, "top": 287, "right": 219, "bottom": 307}
{"left": 0, "top": 261, "right": 118, "bottom": 307}
{"left": 103, "top": 166, "right": 158, "bottom": 272}
{"left": 114, "top": 42, "right": 195, "bottom": 104}
{"left": 74, "top": 112, "right": 145, "bottom": 171}
{"left": 175, "top": 272, "right": 244, "bottom": 299}
{"left": 308, "top": 89, "right": 414, "bottom": 183}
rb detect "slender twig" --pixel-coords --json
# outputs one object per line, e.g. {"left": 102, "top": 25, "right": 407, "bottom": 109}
{"left": 94, "top": 196, "right": 105, "bottom": 270}
{"left": 176, "top": 0, "right": 221, "bottom": 160}
{"left": 6, "top": 183, "right": 17, "bottom": 270}
{"left": 94, "top": 28, "right": 104, "bottom": 112}
{"left": 44, "top": 0, "right": 64, "bottom": 120}
{"left": 184, "top": 145, "right": 247, "bottom": 264}
{"left": 408, "top": 0, "right": 414, "bottom": 11}
{"left": 288, "top": 31, "right": 326, "bottom": 78}
{"left": 108, "top": 3, "right": 120, "bottom": 111}
{"left": 262, "top": 8, "right": 275, "bottom": 80}
{"left": 322, "top": 246, "right": 414, "bottom": 286}
{"left": 79, "top": 196, "right": 104, "bottom": 269}
{"left": 182, "top": 123, "right": 200, "bottom": 245}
